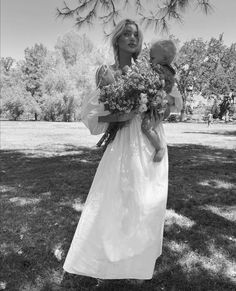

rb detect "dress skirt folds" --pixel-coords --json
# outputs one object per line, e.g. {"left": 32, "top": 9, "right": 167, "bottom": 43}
{"left": 63, "top": 89, "right": 169, "bottom": 279}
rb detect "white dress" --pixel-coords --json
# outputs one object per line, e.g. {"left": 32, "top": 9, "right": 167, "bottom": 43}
{"left": 63, "top": 84, "right": 181, "bottom": 279}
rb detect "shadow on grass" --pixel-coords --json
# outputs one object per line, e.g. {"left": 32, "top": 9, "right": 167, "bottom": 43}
{"left": 0, "top": 144, "right": 235, "bottom": 290}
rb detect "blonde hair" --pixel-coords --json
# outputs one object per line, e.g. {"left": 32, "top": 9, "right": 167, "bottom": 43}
{"left": 111, "top": 19, "right": 143, "bottom": 68}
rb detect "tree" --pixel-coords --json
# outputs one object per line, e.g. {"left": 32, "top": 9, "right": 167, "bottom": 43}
{"left": 0, "top": 57, "right": 42, "bottom": 120}
{"left": 55, "top": 31, "right": 94, "bottom": 66}
{"left": 22, "top": 43, "right": 48, "bottom": 120}
{"left": 54, "top": 30, "right": 113, "bottom": 120}
{"left": 0, "top": 57, "right": 15, "bottom": 90}
{"left": 57, "top": 0, "right": 212, "bottom": 32}
{"left": 1, "top": 60, "right": 26, "bottom": 88}
{"left": 1, "top": 85, "right": 32, "bottom": 120}
{"left": 175, "top": 34, "right": 236, "bottom": 119}
{"left": 200, "top": 35, "right": 229, "bottom": 96}
{"left": 0, "top": 57, "right": 14, "bottom": 72}
{"left": 174, "top": 38, "right": 207, "bottom": 120}
{"left": 194, "top": 35, "right": 236, "bottom": 103}
{"left": 224, "top": 44, "right": 236, "bottom": 93}
{"left": 41, "top": 62, "right": 79, "bottom": 121}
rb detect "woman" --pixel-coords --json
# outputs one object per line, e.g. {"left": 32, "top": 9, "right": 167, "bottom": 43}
{"left": 63, "top": 19, "right": 179, "bottom": 283}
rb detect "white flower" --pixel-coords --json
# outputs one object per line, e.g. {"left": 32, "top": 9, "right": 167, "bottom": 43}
{"left": 139, "top": 103, "right": 148, "bottom": 113}
{"left": 138, "top": 84, "right": 145, "bottom": 91}
{"left": 155, "top": 96, "right": 162, "bottom": 104}
{"left": 140, "top": 93, "right": 148, "bottom": 104}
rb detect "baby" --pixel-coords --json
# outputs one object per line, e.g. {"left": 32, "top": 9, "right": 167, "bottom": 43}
{"left": 141, "top": 40, "right": 179, "bottom": 162}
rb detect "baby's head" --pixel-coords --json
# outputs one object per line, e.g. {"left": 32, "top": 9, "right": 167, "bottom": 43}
{"left": 150, "top": 40, "right": 176, "bottom": 66}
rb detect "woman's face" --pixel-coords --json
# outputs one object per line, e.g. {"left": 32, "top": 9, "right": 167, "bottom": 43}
{"left": 117, "top": 24, "right": 139, "bottom": 54}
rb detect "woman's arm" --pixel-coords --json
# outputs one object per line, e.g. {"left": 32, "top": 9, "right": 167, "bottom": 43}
{"left": 98, "top": 110, "right": 137, "bottom": 123}
{"left": 141, "top": 125, "right": 163, "bottom": 150}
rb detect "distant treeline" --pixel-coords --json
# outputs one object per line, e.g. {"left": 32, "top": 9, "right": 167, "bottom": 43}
{"left": 0, "top": 31, "right": 235, "bottom": 121}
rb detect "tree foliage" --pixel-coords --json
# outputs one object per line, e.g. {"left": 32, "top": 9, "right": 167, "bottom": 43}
{"left": 176, "top": 35, "right": 236, "bottom": 95}
{"left": 175, "top": 38, "right": 207, "bottom": 95}
{"left": 1, "top": 29, "right": 235, "bottom": 122}
{"left": 174, "top": 34, "right": 236, "bottom": 119}
{"left": 1, "top": 85, "right": 32, "bottom": 120}
{"left": 0, "top": 57, "right": 14, "bottom": 72}
{"left": 55, "top": 31, "right": 94, "bottom": 66}
{"left": 21, "top": 43, "right": 48, "bottom": 119}
{"left": 41, "top": 63, "right": 79, "bottom": 121}
{"left": 57, "top": 0, "right": 212, "bottom": 32}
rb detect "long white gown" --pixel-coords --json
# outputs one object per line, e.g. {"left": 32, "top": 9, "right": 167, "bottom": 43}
{"left": 63, "top": 82, "right": 182, "bottom": 279}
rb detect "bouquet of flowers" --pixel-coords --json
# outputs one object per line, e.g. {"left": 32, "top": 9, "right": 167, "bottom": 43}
{"left": 97, "top": 53, "right": 168, "bottom": 149}
{"left": 98, "top": 56, "right": 167, "bottom": 116}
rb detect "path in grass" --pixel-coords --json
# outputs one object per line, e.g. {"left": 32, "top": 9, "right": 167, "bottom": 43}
{"left": 0, "top": 121, "right": 235, "bottom": 291}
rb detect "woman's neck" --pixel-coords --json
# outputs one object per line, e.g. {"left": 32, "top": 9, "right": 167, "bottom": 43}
{"left": 118, "top": 50, "right": 132, "bottom": 69}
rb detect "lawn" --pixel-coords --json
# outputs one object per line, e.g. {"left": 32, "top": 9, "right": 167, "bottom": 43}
{"left": 0, "top": 121, "right": 236, "bottom": 291}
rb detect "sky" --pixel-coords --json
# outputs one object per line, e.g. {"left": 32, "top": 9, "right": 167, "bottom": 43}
{"left": 1, "top": 0, "right": 236, "bottom": 61}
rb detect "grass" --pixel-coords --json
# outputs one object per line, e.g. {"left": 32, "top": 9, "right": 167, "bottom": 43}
{"left": 0, "top": 121, "right": 236, "bottom": 291}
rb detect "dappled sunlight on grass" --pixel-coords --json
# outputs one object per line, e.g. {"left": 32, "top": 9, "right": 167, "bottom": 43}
{"left": 165, "top": 208, "right": 195, "bottom": 229}
{"left": 201, "top": 205, "right": 236, "bottom": 222}
{"left": 0, "top": 185, "right": 16, "bottom": 193}
{"left": 10, "top": 147, "right": 86, "bottom": 158}
{"left": 72, "top": 197, "right": 85, "bottom": 212}
{"left": 0, "top": 282, "right": 7, "bottom": 290}
{"left": 58, "top": 198, "right": 85, "bottom": 212}
{"left": 166, "top": 239, "right": 189, "bottom": 255}
{"left": 207, "top": 244, "right": 236, "bottom": 282}
{"left": 1, "top": 145, "right": 100, "bottom": 159}
{"left": 176, "top": 241, "right": 236, "bottom": 283}
{"left": 199, "top": 179, "right": 235, "bottom": 189}
{"left": 0, "top": 242, "right": 22, "bottom": 256}
{"left": 9, "top": 197, "right": 41, "bottom": 206}
{"left": 53, "top": 243, "right": 64, "bottom": 262}
{"left": 19, "top": 269, "right": 64, "bottom": 291}
{"left": 165, "top": 238, "right": 236, "bottom": 284}
{"left": 199, "top": 153, "right": 235, "bottom": 163}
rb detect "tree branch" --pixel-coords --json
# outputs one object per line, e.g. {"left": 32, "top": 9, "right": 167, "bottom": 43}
{"left": 56, "top": 0, "right": 213, "bottom": 32}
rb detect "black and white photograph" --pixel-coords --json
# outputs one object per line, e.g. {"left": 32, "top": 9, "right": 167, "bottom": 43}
{"left": 1, "top": 0, "right": 236, "bottom": 290}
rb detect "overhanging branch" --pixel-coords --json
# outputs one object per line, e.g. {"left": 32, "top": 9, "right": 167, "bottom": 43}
{"left": 56, "top": 0, "right": 213, "bottom": 32}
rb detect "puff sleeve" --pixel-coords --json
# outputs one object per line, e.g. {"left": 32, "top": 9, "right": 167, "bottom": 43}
{"left": 81, "top": 88, "right": 109, "bottom": 135}
{"left": 81, "top": 65, "right": 116, "bottom": 135}
{"left": 96, "top": 64, "right": 115, "bottom": 88}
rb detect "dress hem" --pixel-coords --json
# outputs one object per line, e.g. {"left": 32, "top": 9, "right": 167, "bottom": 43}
{"left": 63, "top": 267, "right": 153, "bottom": 280}
{"left": 63, "top": 253, "right": 162, "bottom": 280}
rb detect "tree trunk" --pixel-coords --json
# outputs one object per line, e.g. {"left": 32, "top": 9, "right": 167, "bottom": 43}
{"left": 34, "top": 113, "right": 38, "bottom": 121}
{"left": 180, "top": 94, "right": 187, "bottom": 121}
{"left": 180, "top": 108, "right": 185, "bottom": 122}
